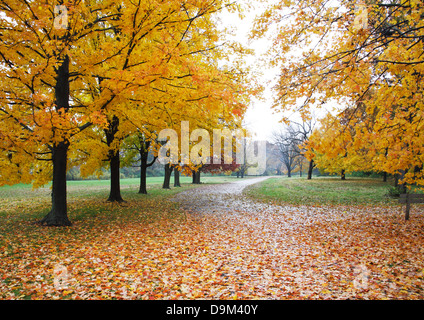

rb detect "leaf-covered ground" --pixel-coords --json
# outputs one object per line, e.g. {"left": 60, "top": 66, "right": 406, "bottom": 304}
{"left": 1, "top": 178, "right": 424, "bottom": 299}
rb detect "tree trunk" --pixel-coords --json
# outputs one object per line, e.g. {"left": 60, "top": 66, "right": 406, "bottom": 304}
{"left": 195, "top": 170, "right": 201, "bottom": 184}
{"left": 287, "top": 168, "right": 291, "bottom": 178}
{"left": 307, "top": 159, "right": 314, "bottom": 180}
{"left": 138, "top": 161, "right": 147, "bottom": 194}
{"left": 398, "top": 170, "right": 407, "bottom": 194}
{"left": 39, "top": 55, "right": 72, "bottom": 226}
{"left": 39, "top": 141, "right": 72, "bottom": 226}
{"left": 192, "top": 170, "right": 201, "bottom": 184}
{"left": 105, "top": 116, "right": 124, "bottom": 202}
{"left": 108, "top": 150, "right": 124, "bottom": 202}
{"left": 341, "top": 169, "right": 346, "bottom": 180}
{"left": 174, "top": 167, "right": 181, "bottom": 187}
{"left": 137, "top": 139, "right": 156, "bottom": 195}
{"left": 383, "top": 171, "right": 387, "bottom": 182}
{"left": 163, "top": 164, "right": 172, "bottom": 189}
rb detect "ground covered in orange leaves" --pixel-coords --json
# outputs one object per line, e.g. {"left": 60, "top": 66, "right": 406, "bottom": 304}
{"left": 1, "top": 178, "right": 423, "bottom": 299}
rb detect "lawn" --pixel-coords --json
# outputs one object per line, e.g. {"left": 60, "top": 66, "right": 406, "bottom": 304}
{"left": 0, "top": 176, "right": 236, "bottom": 214}
{"left": 1, "top": 175, "right": 424, "bottom": 300}
{"left": 243, "top": 176, "right": 412, "bottom": 206}
{"left": 0, "top": 175, "right": 242, "bottom": 299}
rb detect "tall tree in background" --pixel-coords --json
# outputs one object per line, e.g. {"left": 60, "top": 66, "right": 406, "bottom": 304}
{"left": 122, "top": 131, "right": 158, "bottom": 194}
{"left": 272, "top": 126, "right": 301, "bottom": 178}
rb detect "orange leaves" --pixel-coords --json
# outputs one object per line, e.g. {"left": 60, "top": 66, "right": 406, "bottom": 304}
{"left": 1, "top": 179, "right": 424, "bottom": 299}
{"left": 256, "top": 0, "right": 424, "bottom": 186}
{"left": 0, "top": 0, "right": 255, "bottom": 197}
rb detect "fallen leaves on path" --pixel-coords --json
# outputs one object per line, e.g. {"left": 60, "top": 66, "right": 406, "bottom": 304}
{"left": 1, "top": 183, "right": 424, "bottom": 299}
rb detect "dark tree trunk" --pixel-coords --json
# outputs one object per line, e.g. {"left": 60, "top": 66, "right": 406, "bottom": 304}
{"left": 195, "top": 170, "right": 201, "bottom": 184}
{"left": 39, "top": 141, "right": 72, "bottom": 226}
{"left": 108, "top": 150, "right": 124, "bottom": 202}
{"left": 307, "top": 159, "right": 314, "bottom": 180}
{"left": 137, "top": 139, "right": 156, "bottom": 195}
{"left": 105, "top": 116, "right": 124, "bottom": 202}
{"left": 174, "top": 167, "right": 181, "bottom": 187}
{"left": 139, "top": 164, "right": 147, "bottom": 194}
{"left": 341, "top": 169, "right": 346, "bottom": 180}
{"left": 236, "top": 171, "right": 240, "bottom": 178}
{"left": 287, "top": 168, "right": 291, "bottom": 178}
{"left": 398, "top": 170, "right": 407, "bottom": 194}
{"left": 192, "top": 170, "right": 201, "bottom": 184}
{"left": 138, "top": 141, "right": 149, "bottom": 194}
{"left": 192, "top": 170, "right": 197, "bottom": 184}
{"left": 39, "top": 55, "right": 72, "bottom": 226}
{"left": 383, "top": 171, "right": 387, "bottom": 182}
{"left": 163, "top": 164, "right": 172, "bottom": 189}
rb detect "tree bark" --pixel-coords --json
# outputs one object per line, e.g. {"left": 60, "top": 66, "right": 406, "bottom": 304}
{"left": 192, "top": 170, "right": 201, "bottom": 184}
{"left": 139, "top": 163, "right": 147, "bottom": 194}
{"left": 341, "top": 169, "right": 346, "bottom": 180}
{"left": 39, "top": 55, "right": 72, "bottom": 226}
{"left": 307, "top": 159, "right": 314, "bottom": 180}
{"left": 383, "top": 171, "right": 387, "bottom": 182}
{"left": 105, "top": 116, "right": 124, "bottom": 202}
{"left": 398, "top": 170, "right": 407, "bottom": 194}
{"left": 39, "top": 141, "right": 72, "bottom": 226}
{"left": 174, "top": 167, "right": 181, "bottom": 187}
{"left": 163, "top": 164, "right": 172, "bottom": 189}
{"left": 108, "top": 150, "right": 124, "bottom": 202}
{"left": 137, "top": 139, "right": 156, "bottom": 194}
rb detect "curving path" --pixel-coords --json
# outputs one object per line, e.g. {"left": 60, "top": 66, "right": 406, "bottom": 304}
{"left": 169, "top": 176, "right": 424, "bottom": 299}
{"left": 171, "top": 176, "right": 272, "bottom": 215}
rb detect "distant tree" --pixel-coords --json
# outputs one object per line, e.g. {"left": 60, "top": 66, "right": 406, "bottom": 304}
{"left": 272, "top": 126, "right": 301, "bottom": 178}
{"left": 122, "top": 132, "right": 158, "bottom": 194}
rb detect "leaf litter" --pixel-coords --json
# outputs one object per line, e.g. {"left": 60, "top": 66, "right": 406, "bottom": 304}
{"left": 1, "top": 178, "right": 424, "bottom": 299}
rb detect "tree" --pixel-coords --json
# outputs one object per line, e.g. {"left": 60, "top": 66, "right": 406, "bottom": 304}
{"left": 163, "top": 164, "right": 173, "bottom": 189}
{"left": 122, "top": 131, "right": 158, "bottom": 194}
{"left": 304, "top": 110, "right": 374, "bottom": 180}
{"left": 254, "top": 0, "right": 424, "bottom": 188}
{"left": 288, "top": 119, "right": 316, "bottom": 179}
{"left": 0, "top": 0, "right": 256, "bottom": 226}
{"left": 0, "top": 1, "right": 116, "bottom": 226}
{"left": 174, "top": 166, "right": 181, "bottom": 187}
{"left": 272, "top": 126, "right": 302, "bottom": 178}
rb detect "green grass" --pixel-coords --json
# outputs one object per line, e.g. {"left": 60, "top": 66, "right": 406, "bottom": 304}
{"left": 243, "top": 176, "right": 407, "bottom": 206}
{"left": 0, "top": 175, "right": 239, "bottom": 221}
